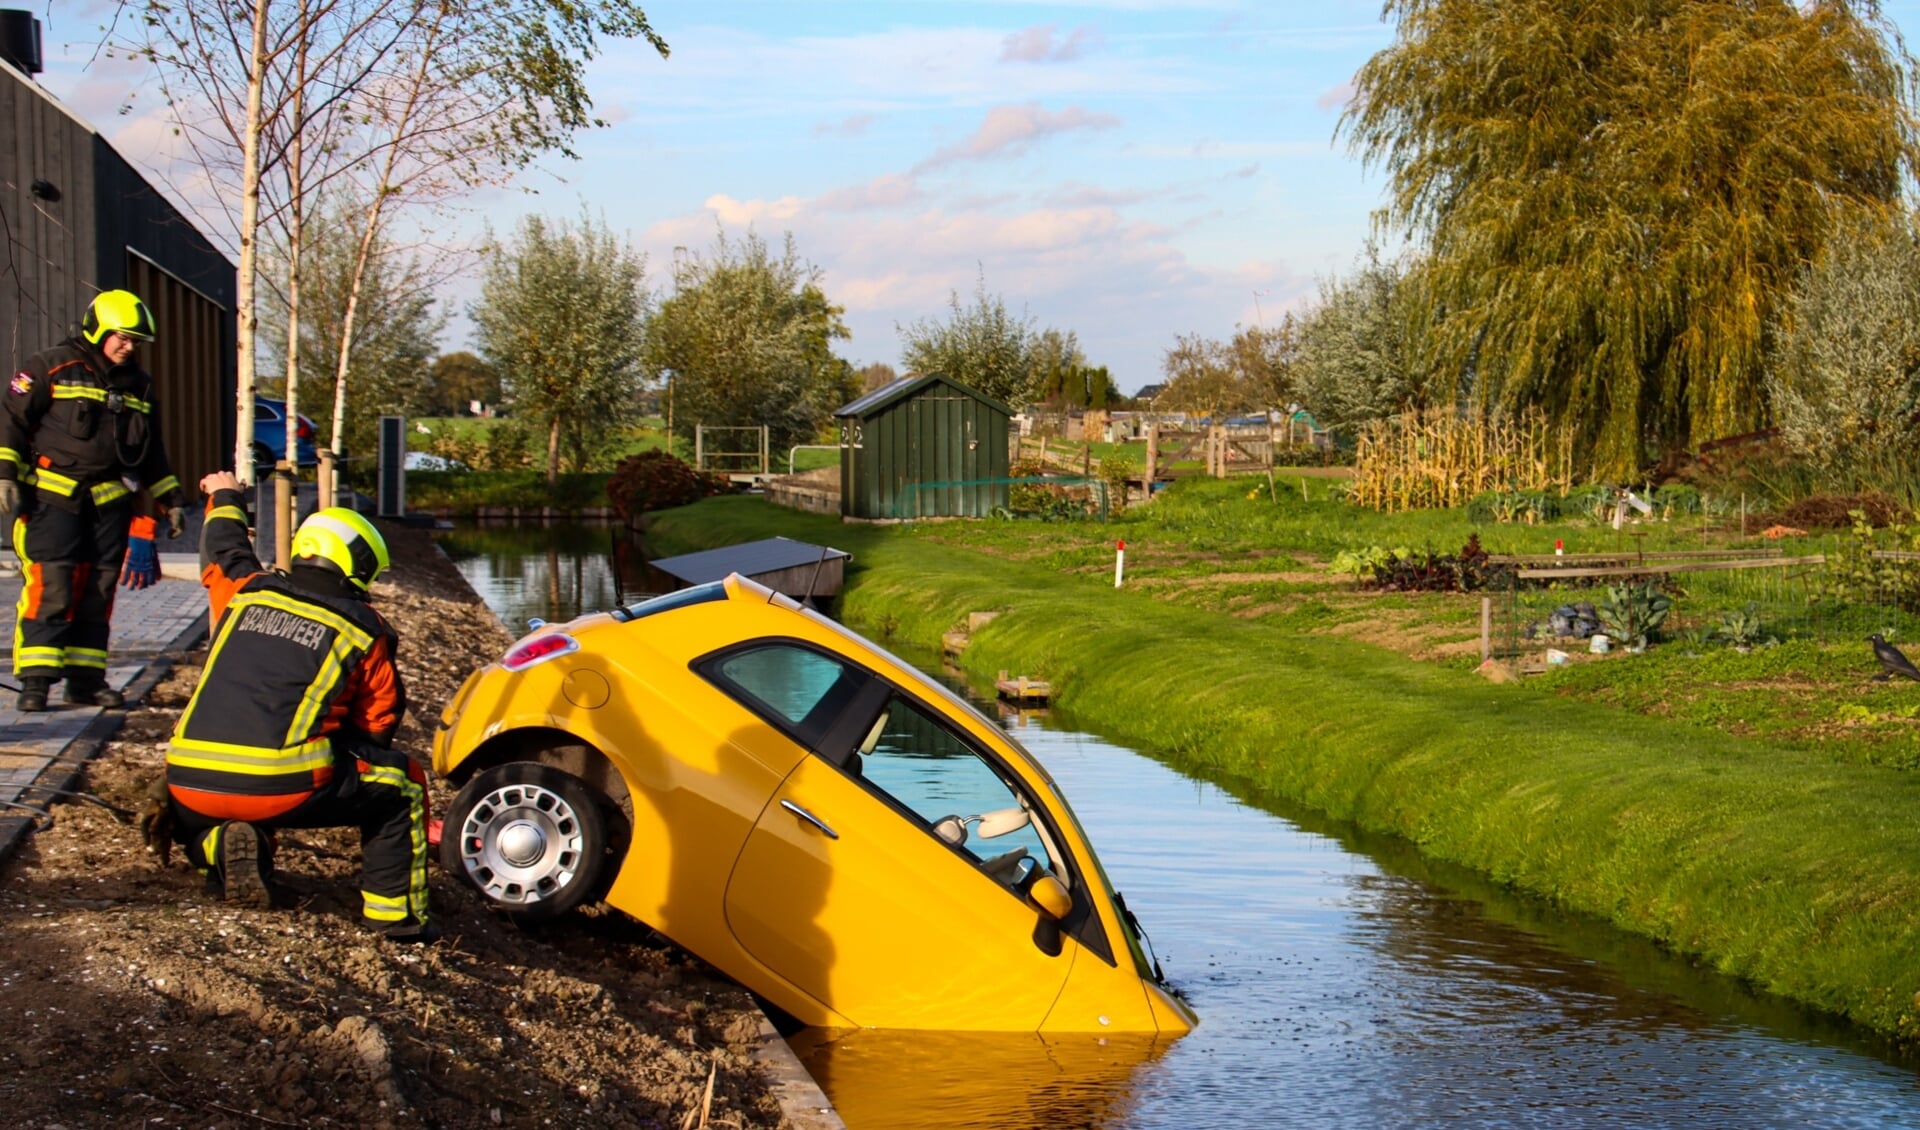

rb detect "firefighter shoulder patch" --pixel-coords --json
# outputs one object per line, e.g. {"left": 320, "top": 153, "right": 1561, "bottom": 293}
{"left": 9, "top": 372, "right": 30, "bottom": 396}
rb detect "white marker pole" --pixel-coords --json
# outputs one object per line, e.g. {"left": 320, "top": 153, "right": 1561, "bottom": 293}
{"left": 1115, "top": 539, "right": 1126, "bottom": 588}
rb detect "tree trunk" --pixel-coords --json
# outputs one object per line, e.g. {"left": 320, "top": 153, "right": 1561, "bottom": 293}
{"left": 547, "top": 416, "right": 562, "bottom": 487}
{"left": 233, "top": 0, "right": 273, "bottom": 487}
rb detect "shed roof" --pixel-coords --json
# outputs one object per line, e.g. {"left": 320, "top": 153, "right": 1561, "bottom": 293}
{"left": 834, "top": 372, "right": 1012, "bottom": 420}
{"left": 650, "top": 537, "right": 851, "bottom": 587}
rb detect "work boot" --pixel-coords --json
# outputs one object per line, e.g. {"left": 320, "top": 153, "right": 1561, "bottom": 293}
{"left": 16, "top": 676, "right": 50, "bottom": 713}
{"left": 376, "top": 919, "right": 443, "bottom": 945}
{"left": 219, "top": 821, "right": 273, "bottom": 909}
{"left": 63, "top": 678, "right": 124, "bottom": 708}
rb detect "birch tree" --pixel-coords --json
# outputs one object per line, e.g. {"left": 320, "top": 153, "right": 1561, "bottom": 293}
{"left": 124, "top": 0, "right": 668, "bottom": 489}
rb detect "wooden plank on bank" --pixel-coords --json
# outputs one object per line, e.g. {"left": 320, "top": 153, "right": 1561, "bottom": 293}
{"left": 1517, "top": 554, "right": 1824, "bottom": 579}
{"left": 1493, "top": 549, "right": 1786, "bottom": 565}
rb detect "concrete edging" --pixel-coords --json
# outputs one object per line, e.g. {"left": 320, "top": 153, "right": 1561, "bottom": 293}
{"left": 751, "top": 1018, "right": 846, "bottom": 1130}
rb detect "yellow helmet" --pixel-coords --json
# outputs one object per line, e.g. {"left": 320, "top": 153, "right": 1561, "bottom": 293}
{"left": 82, "top": 289, "right": 157, "bottom": 345}
{"left": 291, "top": 508, "right": 390, "bottom": 590}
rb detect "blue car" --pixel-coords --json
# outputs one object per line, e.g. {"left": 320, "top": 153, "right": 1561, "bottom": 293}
{"left": 253, "top": 396, "right": 321, "bottom": 469}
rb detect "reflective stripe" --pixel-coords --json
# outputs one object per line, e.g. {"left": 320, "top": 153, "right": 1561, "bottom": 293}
{"left": 49, "top": 384, "right": 150, "bottom": 413}
{"left": 0, "top": 447, "right": 19, "bottom": 467}
{"left": 26, "top": 468, "right": 130, "bottom": 506}
{"left": 63, "top": 647, "right": 107, "bottom": 670}
{"left": 168, "top": 734, "right": 334, "bottom": 776}
{"left": 363, "top": 891, "right": 409, "bottom": 922}
{"left": 31, "top": 468, "right": 78, "bottom": 497}
{"left": 150, "top": 475, "right": 179, "bottom": 497}
{"left": 209, "top": 505, "right": 247, "bottom": 523}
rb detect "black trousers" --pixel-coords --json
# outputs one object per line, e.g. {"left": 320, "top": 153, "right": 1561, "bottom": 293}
{"left": 174, "top": 744, "right": 432, "bottom": 927}
{"left": 11, "top": 495, "right": 132, "bottom": 682}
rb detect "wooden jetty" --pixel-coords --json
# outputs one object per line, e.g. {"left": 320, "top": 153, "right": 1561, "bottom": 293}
{"left": 995, "top": 669, "right": 1052, "bottom": 704}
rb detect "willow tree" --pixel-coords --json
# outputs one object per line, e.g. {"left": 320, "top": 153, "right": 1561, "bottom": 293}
{"left": 473, "top": 213, "right": 649, "bottom": 484}
{"left": 1343, "top": 0, "right": 1919, "bottom": 475}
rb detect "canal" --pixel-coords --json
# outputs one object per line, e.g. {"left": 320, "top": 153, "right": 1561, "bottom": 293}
{"left": 436, "top": 520, "right": 1920, "bottom": 1128}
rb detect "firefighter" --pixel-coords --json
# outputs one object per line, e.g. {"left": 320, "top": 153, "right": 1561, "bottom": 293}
{"left": 164, "top": 470, "right": 435, "bottom": 942}
{"left": 2, "top": 290, "right": 186, "bottom": 711}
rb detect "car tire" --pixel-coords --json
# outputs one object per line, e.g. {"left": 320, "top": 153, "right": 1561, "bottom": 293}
{"left": 251, "top": 441, "right": 274, "bottom": 471}
{"left": 440, "top": 762, "right": 608, "bottom": 922}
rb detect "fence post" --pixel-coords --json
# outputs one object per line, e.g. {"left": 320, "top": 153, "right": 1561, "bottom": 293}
{"left": 1145, "top": 424, "right": 1159, "bottom": 485}
{"left": 1480, "top": 597, "right": 1492, "bottom": 663}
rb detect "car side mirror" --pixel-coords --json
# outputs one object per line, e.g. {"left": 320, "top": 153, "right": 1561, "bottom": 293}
{"left": 1029, "top": 875, "right": 1072, "bottom": 921}
{"left": 932, "top": 815, "right": 967, "bottom": 845}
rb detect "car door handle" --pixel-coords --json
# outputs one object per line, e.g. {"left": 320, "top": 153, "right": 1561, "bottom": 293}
{"left": 780, "top": 799, "right": 839, "bottom": 840}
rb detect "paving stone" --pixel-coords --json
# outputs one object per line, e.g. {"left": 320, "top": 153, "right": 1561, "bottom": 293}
{"left": 0, "top": 571, "right": 207, "bottom": 862}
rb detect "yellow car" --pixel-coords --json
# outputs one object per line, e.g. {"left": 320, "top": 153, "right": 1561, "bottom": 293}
{"left": 432, "top": 574, "right": 1196, "bottom": 1035}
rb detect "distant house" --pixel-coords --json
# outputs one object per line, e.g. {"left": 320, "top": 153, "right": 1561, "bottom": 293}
{"left": 1133, "top": 383, "right": 1167, "bottom": 405}
{"left": 1, "top": 24, "right": 236, "bottom": 487}
{"left": 834, "top": 373, "right": 1012, "bottom": 520}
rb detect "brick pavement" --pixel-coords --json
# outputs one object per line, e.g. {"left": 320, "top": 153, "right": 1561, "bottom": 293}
{"left": 0, "top": 554, "right": 209, "bottom": 863}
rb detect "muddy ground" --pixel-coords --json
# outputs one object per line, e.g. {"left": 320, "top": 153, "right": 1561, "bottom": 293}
{"left": 0, "top": 524, "right": 787, "bottom": 1129}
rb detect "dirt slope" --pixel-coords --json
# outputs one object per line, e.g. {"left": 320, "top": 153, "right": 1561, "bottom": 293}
{"left": 0, "top": 524, "right": 785, "bottom": 1129}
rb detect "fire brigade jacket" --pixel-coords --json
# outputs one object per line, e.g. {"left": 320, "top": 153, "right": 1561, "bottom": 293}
{"left": 3, "top": 336, "right": 183, "bottom": 512}
{"left": 167, "top": 489, "right": 405, "bottom": 821}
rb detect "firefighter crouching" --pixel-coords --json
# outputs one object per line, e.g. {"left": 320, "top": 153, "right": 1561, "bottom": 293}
{"left": 2, "top": 289, "right": 187, "bottom": 711}
{"left": 164, "top": 470, "right": 436, "bottom": 943}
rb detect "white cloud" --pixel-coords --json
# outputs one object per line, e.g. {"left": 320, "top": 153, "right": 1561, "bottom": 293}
{"left": 915, "top": 103, "right": 1121, "bottom": 172}
{"left": 1000, "top": 24, "right": 1104, "bottom": 63}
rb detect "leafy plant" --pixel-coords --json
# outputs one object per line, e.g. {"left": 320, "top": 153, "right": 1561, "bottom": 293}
{"left": 1712, "top": 603, "right": 1779, "bottom": 650}
{"left": 1597, "top": 579, "right": 1673, "bottom": 650}
{"left": 1370, "top": 533, "right": 1512, "bottom": 593}
{"left": 1329, "top": 545, "right": 1403, "bottom": 579}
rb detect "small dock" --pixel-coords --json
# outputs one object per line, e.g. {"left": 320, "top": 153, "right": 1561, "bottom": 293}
{"left": 995, "top": 669, "right": 1052, "bottom": 704}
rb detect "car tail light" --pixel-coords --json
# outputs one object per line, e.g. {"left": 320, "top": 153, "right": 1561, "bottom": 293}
{"left": 296, "top": 415, "right": 314, "bottom": 441}
{"left": 502, "top": 633, "right": 577, "bottom": 671}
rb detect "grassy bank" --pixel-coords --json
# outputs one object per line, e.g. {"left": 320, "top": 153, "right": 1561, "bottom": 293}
{"left": 647, "top": 493, "right": 1920, "bottom": 1047}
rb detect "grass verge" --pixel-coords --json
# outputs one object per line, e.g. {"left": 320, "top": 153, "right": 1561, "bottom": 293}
{"left": 647, "top": 492, "right": 1920, "bottom": 1047}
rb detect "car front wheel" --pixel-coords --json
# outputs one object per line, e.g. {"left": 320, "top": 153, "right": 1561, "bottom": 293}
{"left": 441, "top": 762, "right": 608, "bottom": 922}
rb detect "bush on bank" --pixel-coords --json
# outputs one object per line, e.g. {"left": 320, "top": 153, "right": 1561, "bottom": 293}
{"left": 646, "top": 493, "right": 1920, "bottom": 1047}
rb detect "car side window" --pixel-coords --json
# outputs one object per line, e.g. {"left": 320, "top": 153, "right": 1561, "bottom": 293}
{"left": 855, "top": 695, "right": 1057, "bottom": 890}
{"left": 707, "top": 643, "right": 867, "bottom": 751}
{"left": 258, "top": 403, "right": 281, "bottom": 420}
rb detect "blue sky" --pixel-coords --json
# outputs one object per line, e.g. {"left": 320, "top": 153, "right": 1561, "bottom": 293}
{"left": 34, "top": 1, "right": 1920, "bottom": 394}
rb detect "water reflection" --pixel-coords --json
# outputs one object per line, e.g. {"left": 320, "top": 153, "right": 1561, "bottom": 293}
{"left": 434, "top": 520, "right": 662, "bottom": 630}
{"left": 787, "top": 1030, "right": 1173, "bottom": 1130}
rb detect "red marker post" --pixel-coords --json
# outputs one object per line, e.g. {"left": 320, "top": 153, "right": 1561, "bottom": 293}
{"left": 1555, "top": 539, "right": 1564, "bottom": 557}
{"left": 1115, "top": 539, "right": 1126, "bottom": 588}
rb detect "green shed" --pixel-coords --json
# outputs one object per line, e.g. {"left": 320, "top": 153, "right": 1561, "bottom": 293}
{"left": 835, "top": 373, "right": 1012, "bottom": 520}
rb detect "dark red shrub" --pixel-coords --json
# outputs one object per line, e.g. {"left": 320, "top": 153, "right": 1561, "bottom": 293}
{"left": 606, "top": 450, "right": 728, "bottom": 518}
